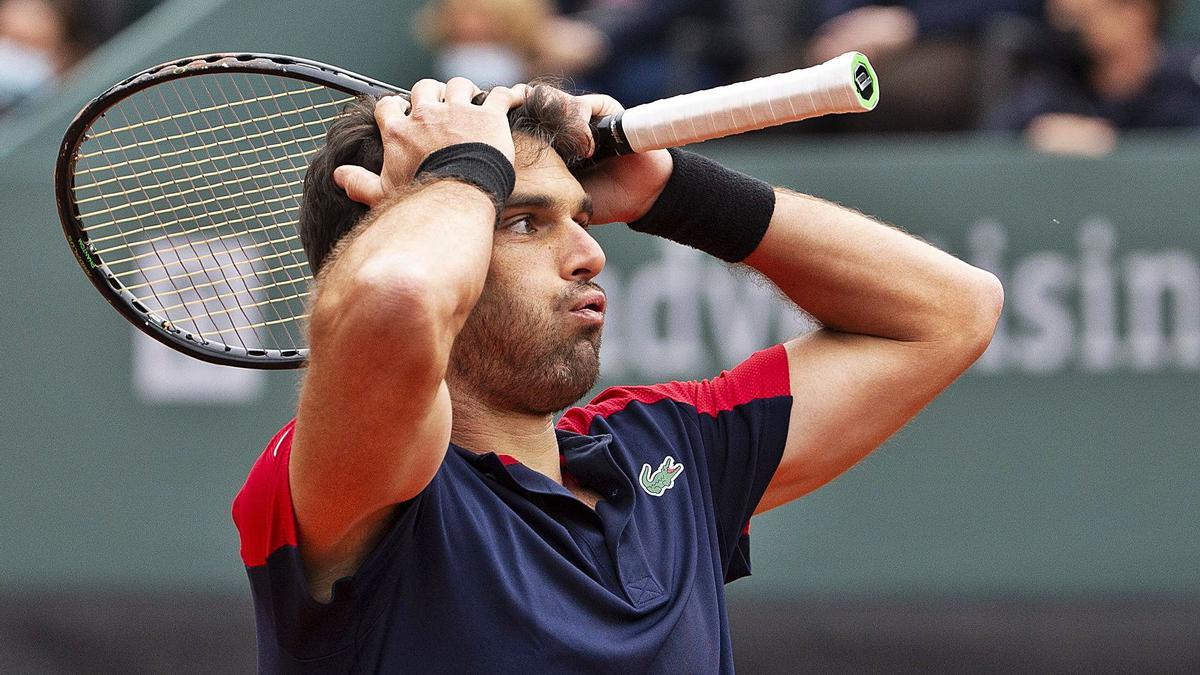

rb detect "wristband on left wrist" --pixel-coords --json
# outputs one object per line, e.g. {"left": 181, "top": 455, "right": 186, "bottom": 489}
{"left": 628, "top": 148, "right": 775, "bottom": 263}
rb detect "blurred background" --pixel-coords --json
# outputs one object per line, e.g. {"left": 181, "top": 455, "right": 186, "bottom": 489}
{"left": 2, "top": 0, "right": 1199, "bottom": 672}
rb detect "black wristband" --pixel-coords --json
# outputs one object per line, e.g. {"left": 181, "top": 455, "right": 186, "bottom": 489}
{"left": 628, "top": 148, "right": 776, "bottom": 263}
{"left": 415, "top": 142, "right": 516, "bottom": 212}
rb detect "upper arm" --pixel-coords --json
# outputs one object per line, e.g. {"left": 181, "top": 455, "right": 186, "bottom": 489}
{"left": 739, "top": 187, "right": 1003, "bottom": 514}
{"left": 756, "top": 327, "right": 987, "bottom": 514}
{"left": 288, "top": 271, "right": 455, "bottom": 588}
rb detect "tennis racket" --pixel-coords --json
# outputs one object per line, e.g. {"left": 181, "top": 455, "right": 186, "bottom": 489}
{"left": 56, "top": 51, "right": 878, "bottom": 369}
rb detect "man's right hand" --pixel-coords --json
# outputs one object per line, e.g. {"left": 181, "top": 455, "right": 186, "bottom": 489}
{"left": 334, "top": 78, "right": 525, "bottom": 208}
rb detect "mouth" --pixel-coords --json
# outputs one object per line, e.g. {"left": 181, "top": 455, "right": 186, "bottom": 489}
{"left": 568, "top": 291, "right": 607, "bottom": 324}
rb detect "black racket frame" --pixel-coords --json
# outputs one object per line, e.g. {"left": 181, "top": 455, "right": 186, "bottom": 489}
{"left": 55, "top": 53, "right": 406, "bottom": 369}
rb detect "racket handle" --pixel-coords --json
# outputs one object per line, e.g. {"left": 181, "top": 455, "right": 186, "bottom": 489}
{"left": 590, "top": 51, "right": 878, "bottom": 158}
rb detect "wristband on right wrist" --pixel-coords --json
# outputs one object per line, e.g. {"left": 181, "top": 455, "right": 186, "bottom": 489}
{"left": 414, "top": 142, "right": 516, "bottom": 212}
{"left": 628, "top": 148, "right": 776, "bottom": 263}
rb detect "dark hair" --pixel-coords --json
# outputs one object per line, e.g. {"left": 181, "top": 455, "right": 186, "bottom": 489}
{"left": 299, "top": 85, "right": 588, "bottom": 275}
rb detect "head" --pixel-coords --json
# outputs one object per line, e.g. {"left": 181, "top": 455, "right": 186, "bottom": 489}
{"left": 0, "top": 0, "right": 93, "bottom": 71}
{"left": 417, "top": 0, "right": 550, "bottom": 53}
{"left": 1048, "top": 0, "right": 1172, "bottom": 55}
{"left": 0, "top": 0, "right": 93, "bottom": 111}
{"left": 300, "top": 86, "right": 606, "bottom": 416}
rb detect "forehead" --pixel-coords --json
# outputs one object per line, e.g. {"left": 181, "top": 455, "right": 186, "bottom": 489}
{"left": 511, "top": 137, "right": 587, "bottom": 204}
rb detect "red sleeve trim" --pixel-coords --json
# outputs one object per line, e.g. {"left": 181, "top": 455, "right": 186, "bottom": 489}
{"left": 231, "top": 419, "right": 299, "bottom": 567}
{"left": 558, "top": 345, "right": 790, "bottom": 435}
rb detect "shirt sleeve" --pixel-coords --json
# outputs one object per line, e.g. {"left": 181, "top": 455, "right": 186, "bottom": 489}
{"left": 687, "top": 345, "right": 792, "bottom": 581}
{"left": 231, "top": 420, "right": 419, "bottom": 667}
{"left": 230, "top": 420, "right": 359, "bottom": 664}
{"left": 560, "top": 345, "right": 793, "bottom": 582}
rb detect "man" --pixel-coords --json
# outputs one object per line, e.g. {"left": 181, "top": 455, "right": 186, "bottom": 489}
{"left": 233, "top": 78, "right": 1003, "bottom": 672}
{"left": 985, "top": 0, "right": 1200, "bottom": 156}
{"left": 803, "top": 0, "right": 1042, "bottom": 132}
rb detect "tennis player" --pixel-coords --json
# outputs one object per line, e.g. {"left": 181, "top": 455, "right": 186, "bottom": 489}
{"left": 233, "top": 78, "right": 1002, "bottom": 672}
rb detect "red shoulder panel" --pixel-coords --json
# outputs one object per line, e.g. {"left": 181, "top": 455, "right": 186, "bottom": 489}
{"left": 558, "top": 345, "right": 790, "bottom": 435}
{"left": 231, "top": 419, "right": 299, "bottom": 567}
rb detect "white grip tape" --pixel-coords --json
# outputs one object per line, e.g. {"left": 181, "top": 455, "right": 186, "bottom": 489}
{"left": 620, "top": 52, "right": 875, "bottom": 152}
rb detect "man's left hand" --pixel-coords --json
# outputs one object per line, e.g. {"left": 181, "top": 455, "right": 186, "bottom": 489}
{"left": 548, "top": 88, "right": 673, "bottom": 225}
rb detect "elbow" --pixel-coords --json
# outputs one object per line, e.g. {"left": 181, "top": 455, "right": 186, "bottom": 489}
{"left": 310, "top": 256, "right": 459, "bottom": 358}
{"left": 957, "top": 268, "right": 1004, "bottom": 360}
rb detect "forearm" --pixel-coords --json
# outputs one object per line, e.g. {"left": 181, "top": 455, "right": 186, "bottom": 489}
{"left": 744, "top": 189, "right": 1002, "bottom": 346}
{"left": 311, "top": 179, "right": 496, "bottom": 362}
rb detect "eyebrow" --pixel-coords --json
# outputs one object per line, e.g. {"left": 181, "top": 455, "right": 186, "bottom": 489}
{"left": 504, "top": 193, "right": 594, "bottom": 220}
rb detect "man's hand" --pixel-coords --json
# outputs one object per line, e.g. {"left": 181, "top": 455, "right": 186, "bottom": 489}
{"left": 1026, "top": 113, "right": 1117, "bottom": 157}
{"left": 543, "top": 88, "right": 674, "bottom": 225}
{"left": 335, "top": 78, "right": 525, "bottom": 208}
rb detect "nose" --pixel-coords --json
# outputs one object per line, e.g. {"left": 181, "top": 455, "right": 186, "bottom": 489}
{"left": 562, "top": 221, "right": 606, "bottom": 281}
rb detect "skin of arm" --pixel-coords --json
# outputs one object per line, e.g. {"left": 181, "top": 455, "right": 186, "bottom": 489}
{"left": 288, "top": 79, "right": 521, "bottom": 598}
{"left": 745, "top": 189, "right": 1004, "bottom": 513}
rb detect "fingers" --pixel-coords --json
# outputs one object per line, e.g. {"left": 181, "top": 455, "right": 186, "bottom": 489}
{"left": 562, "top": 92, "right": 622, "bottom": 158}
{"left": 444, "top": 77, "right": 480, "bottom": 104}
{"left": 481, "top": 84, "right": 529, "bottom": 112}
{"left": 575, "top": 93, "right": 623, "bottom": 119}
{"left": 409, "top": 78, "right": 445, "bottom": 109}
{"left": 333, "top": 165, "right": 385, "bottom": 207}
{"left": 374, "top": 93, "right": 409, "bottom": 120}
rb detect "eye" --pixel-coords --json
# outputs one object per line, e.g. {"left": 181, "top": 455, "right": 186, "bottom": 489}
{"left": 503, "top": 216, "right": 538, "bottom": 235}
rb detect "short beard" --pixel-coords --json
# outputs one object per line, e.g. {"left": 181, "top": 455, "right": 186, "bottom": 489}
{"left": 448, "top": 280, "right": 602, "bottom": 416}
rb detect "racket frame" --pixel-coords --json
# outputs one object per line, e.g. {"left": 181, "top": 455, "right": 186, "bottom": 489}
{"left": 55, "top": 53, "right": 405, "bottom": 369}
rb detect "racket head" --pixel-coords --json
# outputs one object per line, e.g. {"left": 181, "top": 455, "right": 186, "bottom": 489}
{"left": 55, "top": 53, "right": 405, "bottom": 369}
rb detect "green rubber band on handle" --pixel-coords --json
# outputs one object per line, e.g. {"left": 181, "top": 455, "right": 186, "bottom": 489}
{"left": 850, "top": 52, "right": 880, "bottom": 111}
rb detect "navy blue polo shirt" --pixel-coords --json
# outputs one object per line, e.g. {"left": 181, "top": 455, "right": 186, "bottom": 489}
{"left": 233, "top": 345, "right": 792, "bottom": 673}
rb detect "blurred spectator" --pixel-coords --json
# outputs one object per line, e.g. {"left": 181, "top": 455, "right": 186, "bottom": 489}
{"left": 985, "top": 0, "right": 1200, "bottom": 156}
{"left": 78, "top": 0, "right": 162, "bottom": 44}
{"left": 417, "top": 0, "right": 570, "bottom": 89}
{"left": 552, "top": 0, "right": 745, "bottom": 106}
{"left": 0, "top": 0, "right": 94, "bottom": 114}
{"left": 803, "top": 0, "right": 1043, "bottom": 132}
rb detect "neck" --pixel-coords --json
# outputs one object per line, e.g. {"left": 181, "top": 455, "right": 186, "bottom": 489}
{"left": 450, "top": 394, "right": 563, "bottom": 482}
{"left": 1091, "top": 36, "right": 1159, "bottom": 101}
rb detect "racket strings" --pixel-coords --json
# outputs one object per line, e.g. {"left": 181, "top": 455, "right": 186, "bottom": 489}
{"left": 97, "top": 206, "right": 300, "bottom": 265}
{"left": 76, "top": 164, "right": 307, "bottom": 220}
{"left": 137, "top": 81, "right": 260, "bottom": 350}
{"left": 82, "top": 84, "right": 330, "bottom": 141}
{"left": 82, "top": 98, "right": 211, "bottom": 346}
{"left": 74, "top": 135, "right": 321, "bottom": 197}
{"left": 120, "top": 254, "right": 308, "bottom": 291}
{"left": 151, "top": 74, "right": 298, "bottom": 347}
{"left": 75, "top": 115, "right": 328, "bottom": 174}
{"left": 221, "top": 73, "right": 326, "bottom": 344}
{"left": 70, "top": 71, "right": 352, "bottom": 354}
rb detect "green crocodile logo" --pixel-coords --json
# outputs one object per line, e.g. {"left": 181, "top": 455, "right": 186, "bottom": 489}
{"left": 638, "top": 456, "right": 684, "bottom": 497}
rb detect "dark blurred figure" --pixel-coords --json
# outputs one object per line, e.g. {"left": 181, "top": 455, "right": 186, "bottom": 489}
{"left": 985, "top": 0, "right": 1200, "bottom": 156}
{"left": 551, "top": 0, "right": 745, "bottom": 106}
{"left": 0, "top": 0, "right": 95, "bottom": 114}
{"left": 805, "top": 0, "right": 1044, "bottom": 132}
{"left": 77, "top": 0, "right": 163, "bottom": 43}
